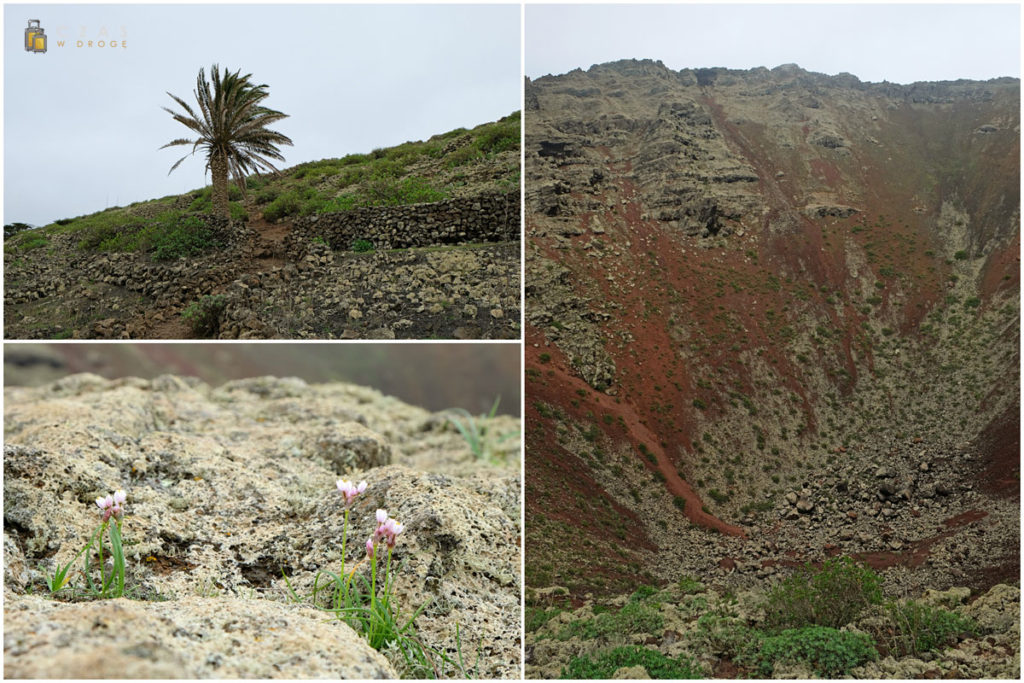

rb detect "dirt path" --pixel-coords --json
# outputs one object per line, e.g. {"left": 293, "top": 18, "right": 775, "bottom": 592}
{"left": 128, "top": 208, "right": 293, "bottom": 339}
{"left": 614, "top": 397, "right": 747, "bottom": 538}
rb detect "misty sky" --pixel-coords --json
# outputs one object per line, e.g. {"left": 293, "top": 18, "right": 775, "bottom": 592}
{"left": 526, "top": 4, "right": 1020, "bottom": 83}
{"left": 4, "top": 4, "right": 520, "bottom": 227}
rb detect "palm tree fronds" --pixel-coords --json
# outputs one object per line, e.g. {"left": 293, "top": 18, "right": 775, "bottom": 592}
{"left": 162, "top": 64, "right": 293, "bottom": 219}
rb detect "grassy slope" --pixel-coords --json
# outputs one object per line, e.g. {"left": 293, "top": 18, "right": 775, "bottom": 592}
{"left": 5, "top": 112, "right": 520, "bottom": 259}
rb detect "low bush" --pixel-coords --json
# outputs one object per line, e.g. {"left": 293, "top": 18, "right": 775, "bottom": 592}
{"left": 525, "top": 606, "right": 563, "bottom": 633}
{"left": 868, "top": 600, "right": 977, "bottom": 657}
{"left": 474, "top": 114, "right": 520, "bottom": 155}
{"left": 762, "top": 557, "right": 882, "bottom": 631}
{"left": 150, "top": 215, "right": 221, "bottom": 260}
{"left": 690, "top": 611, "right": 751, "bottom": 658}
{"left": 363, "top": 175, "right": 447, "bottom": 206}
{"left": 677, "top": 575, "right": 702, "bottom": 594}
{"left": 181, "top": 294, "right": 226, "bottom": 337}
{"left": 738, "top": 626, "right": 877, "bottom": 678}
{"left": 7, "top": 230, "right": 48, "bottom": 252}
{"left": 561, "top": 646, "right": 702, "bottom": 679}
{"left": 263, "top": 187, "right": 324, "bottom": 221}
{"left": 629, "top": 585, "right": 659, "bottom": 602}
{"left": 556, "top": 598, "right": 663, "bottom": 641}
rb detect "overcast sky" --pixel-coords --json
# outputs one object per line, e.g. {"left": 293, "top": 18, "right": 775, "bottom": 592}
{"left": 527, "top": 4, "right": 1020, "bottom": 84}
{"left": 4, "top": 4, "right": 520, "bottom": 227}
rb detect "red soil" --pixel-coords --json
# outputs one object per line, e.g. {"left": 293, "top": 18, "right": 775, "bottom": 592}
{"left": 971, "top": 403, "right": 1021, "bottom": 498}
{"left": 525, "top": 325, "right": 745, "bottom": 538}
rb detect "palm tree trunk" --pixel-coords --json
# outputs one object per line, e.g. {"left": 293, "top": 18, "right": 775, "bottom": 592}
{"left": 210, "top": 151, "right": 230, "bottom": 220}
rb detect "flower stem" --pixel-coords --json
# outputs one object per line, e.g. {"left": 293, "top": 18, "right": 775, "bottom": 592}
{"left": 338, "top": 508, "right": 350, "bottom": 611}
{"left": 97, "top": 522, "right": 107, "bottom": 595}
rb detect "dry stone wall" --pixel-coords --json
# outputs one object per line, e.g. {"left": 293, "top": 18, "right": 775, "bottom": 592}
{"left": 286, "top": 191, "right": 518, "bottom": 257}
{"left": 5, "top": 217, "right": 252, "bottom": 310}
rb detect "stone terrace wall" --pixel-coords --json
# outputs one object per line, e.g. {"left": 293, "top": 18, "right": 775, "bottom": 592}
{"left": 4, "top": 218, "right": 254, "bottom": 315}
{"left": 285, "top": 191, "right": 518, "bottom": 257}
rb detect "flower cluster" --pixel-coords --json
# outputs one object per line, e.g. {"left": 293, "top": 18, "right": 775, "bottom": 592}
{"left": 95, "top": 490, "right": 127, "bottom": 523}
{"left": 336, "top": 479, "right": 368, "bottom": 507}
{"left": 366, "top": 509, "right": 404, "bottom": 558}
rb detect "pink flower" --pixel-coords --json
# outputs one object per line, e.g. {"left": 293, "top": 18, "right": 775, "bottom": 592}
{"left": 336, "top": 479, "right": 368, "bottom": 507}
{"left": 365, "top": 536, "right": 376, "bottom": 559}
{"left": 382, "top": 518, "right": 404, "bottom": 548}
{"left": 376, "top": 509, "right": 388, "bottom": 524}
{"left": 95, "top": 495, "right": 113, "bottom": 522}
{"left": 95, "top": 490, "right": 127, "bottom": 522}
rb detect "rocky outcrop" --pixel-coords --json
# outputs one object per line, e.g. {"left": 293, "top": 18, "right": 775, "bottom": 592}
{"left": 4, "top": 595, "right": 396, "bottom": 679}
{"left": 3, "top": 374, "right": 521, "bottom": 678}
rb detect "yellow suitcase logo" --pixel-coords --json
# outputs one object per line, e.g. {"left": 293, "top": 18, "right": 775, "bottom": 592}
{"left": 25, "top": 19, "right": 47, "bottom": 53}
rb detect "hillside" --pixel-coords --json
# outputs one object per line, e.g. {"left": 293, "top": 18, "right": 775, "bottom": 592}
{"left": 523, "top": 62, "right": 1018, "bottom": 676}
{"left": 4, "top": 113, "right": 520, "bottom": 340}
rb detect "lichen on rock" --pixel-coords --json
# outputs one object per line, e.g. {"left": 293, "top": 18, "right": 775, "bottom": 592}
{"left": 3, "top": 374, "right": 521, "bottom": 679}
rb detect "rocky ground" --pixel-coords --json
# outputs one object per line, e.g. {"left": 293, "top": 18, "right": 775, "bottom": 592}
{"left": 3, "top": 374, "right": 522, "bottom": 678}
{"left": 4, "top": 216, "right": 519, "bottom": 340}
{"left": 525, "top": 579, "right": 1019, "bottom": 679}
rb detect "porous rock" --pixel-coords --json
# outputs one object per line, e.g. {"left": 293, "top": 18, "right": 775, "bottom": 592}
{"left": 3, "top": 374, "right": 521, "bottom": 678}
{"left": 961, "top": 584, "right": 1020, "bottom": 633}
{"left": 3, "top": 595, "right": 395, "bottom": 679}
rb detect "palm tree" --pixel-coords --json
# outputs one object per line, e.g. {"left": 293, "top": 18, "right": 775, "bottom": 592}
{"left": 162, "top": 64, "right": 293, "bottom": 220}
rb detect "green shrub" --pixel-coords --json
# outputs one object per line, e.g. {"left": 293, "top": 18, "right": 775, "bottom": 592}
{"left": 7, "top": 230, "right": 48, "bottom": 252}
{"left": 263, "top": 190, "right": 303, "bottom": 221}
{"left": 228, "top": 202, "right": 247, "bottom": 222}
{"left": 446, "top": 145, "right": 484, "bottom": 167}
{"left": 557, "top": 599, "right": 663, "bottom": 641}
{"left": 321, "top": 194, "right": 358, "bottom": 212}
{"left": 629, "top": 585, "right": 659, "bottom": 602}
{"left": 526, "top": 606, "right": 563, "bottom": 633}
{"left": 4, "top": 222, "right": 36, "bottom": 239}
{"left": 262, "top": 186, "right": 327, "bottom": 221}
{"left": 254, "top": 186, "right": 280, "bottom": 205}
{"left": 73, "top": 212, "right": 142, "bottom": 251}
{"left": 678, "top": 575, "right": 702, "bottom": 594}
{"left": 364, "top": 175, "right": 447, "bottom": 206}
{"left": 708, "top": 489, "right": 729, "bottom": 504}
{"left": 150, "top": 215, "right": 220, "bottom": 260}
{"left": 763, "top": 557, "right": 882, "bottom": 631}
{"left": 474, "top": 117, "right": 520, "bottom": 155}
{"left": 181, "top": 294, "right": 226, "bottom": 337}
{"left": 954, "top": 250, "right": 969, "bottom": 260}
{"left": 870, "top": 600, "right": 977, "bottom": 657}
{"left": 690, "top": 611, "right": 751, "bottom": 658}
{"left": 351, "top": 239, "right": 374, "bottom": 253}
{"left": 562, "top": 646, "right": 702, "bottom": 679}
{"left": 738, "top": 626, "right": 877, "bottom": 677}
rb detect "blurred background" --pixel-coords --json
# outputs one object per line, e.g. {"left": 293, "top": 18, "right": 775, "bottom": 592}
{"left": 3, "top": 343, "right": 520, "bottom": 416}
